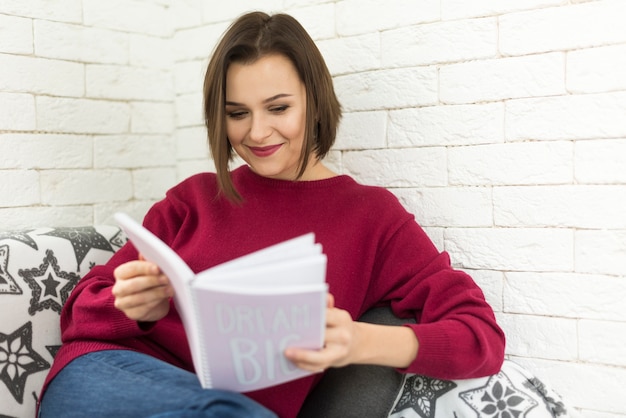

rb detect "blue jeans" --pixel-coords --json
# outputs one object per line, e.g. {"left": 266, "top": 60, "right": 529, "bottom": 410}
{"left": 39, "top": 350, "right": 278, "bottom": 418}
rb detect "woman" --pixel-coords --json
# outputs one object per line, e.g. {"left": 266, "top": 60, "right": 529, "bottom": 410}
{"left": 39, "top": 11, "right": 505, "bottom": 418}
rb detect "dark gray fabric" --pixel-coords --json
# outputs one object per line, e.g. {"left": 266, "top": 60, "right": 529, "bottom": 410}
{"left": 297, "top": 307, "right": 414, "bottom": 418}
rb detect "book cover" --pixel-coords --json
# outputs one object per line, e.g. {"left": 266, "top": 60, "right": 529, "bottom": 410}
{"left": 114, "top": 212, "right": 328, "bottom": 392}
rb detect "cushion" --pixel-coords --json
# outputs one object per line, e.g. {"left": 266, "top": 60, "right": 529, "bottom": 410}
{"left": 0, "top": 226, "right": 125, "bottom": 418}
{"left": 298, "top": 307, "right": 576, "bottom": 418}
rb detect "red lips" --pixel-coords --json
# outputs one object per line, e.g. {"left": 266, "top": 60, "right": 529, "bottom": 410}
{"left": 249, "top": 144, "right": 282, "bottom": 157}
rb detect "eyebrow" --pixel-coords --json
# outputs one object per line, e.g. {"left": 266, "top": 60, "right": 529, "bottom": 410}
{"left": 225, "top": 93, "right": 293, "bottom": 107}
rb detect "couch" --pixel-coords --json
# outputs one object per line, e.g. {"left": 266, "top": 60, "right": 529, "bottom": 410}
{"left": 0, "top": 225, "right": 575, "bottom": 418}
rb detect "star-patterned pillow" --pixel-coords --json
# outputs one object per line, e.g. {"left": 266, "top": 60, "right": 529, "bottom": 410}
{"left": 388, "top": 360, "right": 574, "bottom": 418}
{"left": 0, "top": 226, "right": 125, "bottom": 418}
{"left": 298, "top": 307, "right": 577, "bottom": 418}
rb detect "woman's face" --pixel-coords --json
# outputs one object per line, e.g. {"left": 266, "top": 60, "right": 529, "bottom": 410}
{"left": 225, "top": 54, "right": 310, "bottom": 181}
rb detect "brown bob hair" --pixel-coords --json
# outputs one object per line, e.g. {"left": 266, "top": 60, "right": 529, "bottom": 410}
{"left": 203, "top": 11, "right": 342, "bottom": 202}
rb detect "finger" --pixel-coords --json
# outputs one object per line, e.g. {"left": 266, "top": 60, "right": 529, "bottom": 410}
{"left": 112, "top": 273, "right": 169, "bottom": 299}
{"left": 113, "top": 283, "right": 172, "bottom": 311}
{"left": 114, "top": 260, "right": 160, "bottom": 281}
{"left": 284, "top": 347, "right": 329, "bottom": 372}
{"left": 326, "top": 293, "right": 335, "bottom": 308}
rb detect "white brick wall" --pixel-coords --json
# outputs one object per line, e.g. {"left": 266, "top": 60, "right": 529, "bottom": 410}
{"left": 1, "top": 1, "right": 625, "bottom": 415}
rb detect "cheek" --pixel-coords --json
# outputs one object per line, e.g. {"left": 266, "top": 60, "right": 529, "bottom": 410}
{"left": 282, "top": 112, "right": 307, "bottom": 141}
{"left": 226, "top": 122, "right": 243, "bottom": 144}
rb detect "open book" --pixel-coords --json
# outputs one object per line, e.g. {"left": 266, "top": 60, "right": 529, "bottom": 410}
{"left": 114, "top": 212, "right": 328, "bottom": 392}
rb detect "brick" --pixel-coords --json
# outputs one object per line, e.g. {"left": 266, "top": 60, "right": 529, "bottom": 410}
{"left": 0, "top": 53, "right": 84, "bottom": 97}
{"left": 174, "top": 60, "right": 206, "bottom": 94}
{"left": 284, "top": 0, "right": 334, "bottom": 8}
{"left": 169, "top": 0, "right": 203, "bottom": 30}
{"left": 575, "top": 139, "right": 626, "bottom": 184}
{"left": 512, "top": 357, "right": 626, "bottom": 414}
{"left": 36, "top": 97, "right": 130, "bottom": 134}
{"left": 173, "top": 22, "right": 229, "bottom": 62}
{"left": 392, "top": 187, "right": 493, "bottom": 227}
{"left": 567, "top": 44, "right": 626, "bottom": 93}
{"left": 95, "top": 200, "right": 154, "bottom": 226}
{"left": 460, "top": 269, "right": 504, "bottom": 312}
{"left": 177, "top": 160, "right": 214, "bottom": 183}
{"left": 504, "top": 272, "right": 626, "bottom": 321}
{"left": 498, "top": 313, "right": 578, "bottom": 360}
{"left": 576, "top": 230, "right": 626, "bottom": 276}
{"left": 132, "top": 167, "right": 177, "bottom": 199}
{"left": 500, "top": 1, "right": 626, "bottom": 56}
{"left": 506, "top": 92, "right": 626, "bottom": 141}
{"left": 335, "top": 111, "right": 387, "bottom": 150}
{"left": 422, "top": 227, "right": 444, "bottom": 251}
{"left": 202, "top": 0, "right": 282, "bottom": 24}
{"left": 130, "top": 34, "right": 173, "bottom": 69}
{"left": 444, "top": 227, "right": 574, "bottom": 271}
{"left": 86, "top": 65, "right": 173, "bottom": 101}
{"left": 317, "top": 33, "right": 380, "bottom": 76}
{"left": 34, "top": 20, "right": 129, "bottom": 64}
{"left": 0, "top": 206, "right": 93, "bottom": 230}
{"left": 334, "top": 67, "right": 438, "bottom": 111}
{"left": 175, "top": 92, "right": 204, "bottom": 127}
{"left": 579, "top": 320, "right": 626, "bottom": 367}
{"left": 0, "top": 14, "right": 32, "bottom": 54}
{"left": 131, "top": 102, "right": 175, "bottom": 134}
{"left": 441, "top": 0, "right": 564, "bottom": 19}
{"left": 83, "top": 0, "right": 172, "bottom": 37}
{"left": 0, "top": 170, "right": 40, "bottom": 207}
{"left": 176, "top": 126, "right": 209, "bottom": 160}
{"left": 0, "top": 134, "right": 92, "bottom": 169}
{"left": 381, "top": 18, "right": 497, "bottom": 67}
{"left": 336, "top": 0, "right": 439, "bottom": 36}
{"left": 440, "top": 53, "right": 565, "bottom": 104}
{"left": 288, "top": 3, "right": 336, "bottom": 40}
{"left": 0, "top": 92, "right": 35, "bottom": 131}
{"left": 0, "top": 0, "right": 82, "bottom": 23}
{"left": 494, "top": 186, "right": 626, "bottom": 229}
{"left": 388, "top": 103, "right": 504, "bottom": 147}
{"left": 343, "top": 148, "right": 447, "bottom": 187}
{"left": 40, "top": 169, "right": 133, "bottom": 205}
{"left": 94, "top": 135, "right": 176, "bottom": 168}
{"left": 448, "top": 141, "right": 573, "bottom": 185}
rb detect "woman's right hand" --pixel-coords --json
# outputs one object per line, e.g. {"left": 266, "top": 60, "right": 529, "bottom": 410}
{"left": 112, "top": 256, "right": 174, "bottom": 322}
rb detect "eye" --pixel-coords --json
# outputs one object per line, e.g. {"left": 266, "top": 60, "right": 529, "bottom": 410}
{"left": 227, "top": 110, "right": 247, "bottom": 120}
{"left": 269, "top": 105, "right": 289, "bottom": 114}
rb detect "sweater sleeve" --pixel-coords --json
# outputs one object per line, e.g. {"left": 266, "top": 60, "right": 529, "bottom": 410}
{"left": 370, "top": 217, "right": 506, "bottom": 380}
{"left": 59, "top": 197, "right": 184, "bottom": 345}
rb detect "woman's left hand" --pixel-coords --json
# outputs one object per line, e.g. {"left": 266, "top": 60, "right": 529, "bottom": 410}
{"left": 284, "top": 293, "right": 363, "bottom": 372}
{"left": 284, "top": 293, "right": 419, "bottom": 372}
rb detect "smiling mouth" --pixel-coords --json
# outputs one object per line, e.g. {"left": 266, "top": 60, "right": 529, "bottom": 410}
{"left": 249, "top": 144, "right": 282, "bottom": 157}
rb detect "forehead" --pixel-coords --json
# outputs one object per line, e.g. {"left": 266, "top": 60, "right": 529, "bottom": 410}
{"left": 225, "top": 54, "right": 304, "bottom": 100}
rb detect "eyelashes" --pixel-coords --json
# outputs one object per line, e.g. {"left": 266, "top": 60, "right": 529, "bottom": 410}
{"left": 226, "top": 105, "right": 290, "bottom": 120}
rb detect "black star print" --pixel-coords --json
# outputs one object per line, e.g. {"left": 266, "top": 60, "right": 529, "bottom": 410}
{"left": 0, "top": 322, "right": 50, "bottom": 404}
{"left": 46, "top": 345, "right": 61, "bottom": 359}
{"left": 391, "top": 374, "right": 457, "bottom": 418}
{"left": 460, "top": 372, "right": 537, "bottom": 418}
{"left": 20, "top": 249, "right": 80, "bottom": 315}
{"left": 0, "top": 244, "right": 23, "bottom": 295}
{"left": 0, "top": 230, "right": 38, "bottom": 250}
{"left": 43, "top": 227, "right": 114, "bottom": 271}
{"left": 42, "top": 273, "right": 61, "bottom": 297}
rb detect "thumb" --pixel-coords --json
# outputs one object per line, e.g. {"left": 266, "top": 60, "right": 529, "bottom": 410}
{"left": 326, "top": 293, "right": 335, "bottom": 309}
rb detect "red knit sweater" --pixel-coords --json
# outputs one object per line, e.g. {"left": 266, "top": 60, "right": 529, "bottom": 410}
{"left": 43, "top": 165, "right": 505, "bottom": 418}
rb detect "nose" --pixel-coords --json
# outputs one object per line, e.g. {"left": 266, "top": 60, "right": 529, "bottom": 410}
{"left": 249, "top": 113, "right": 272, "bottom": 143}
